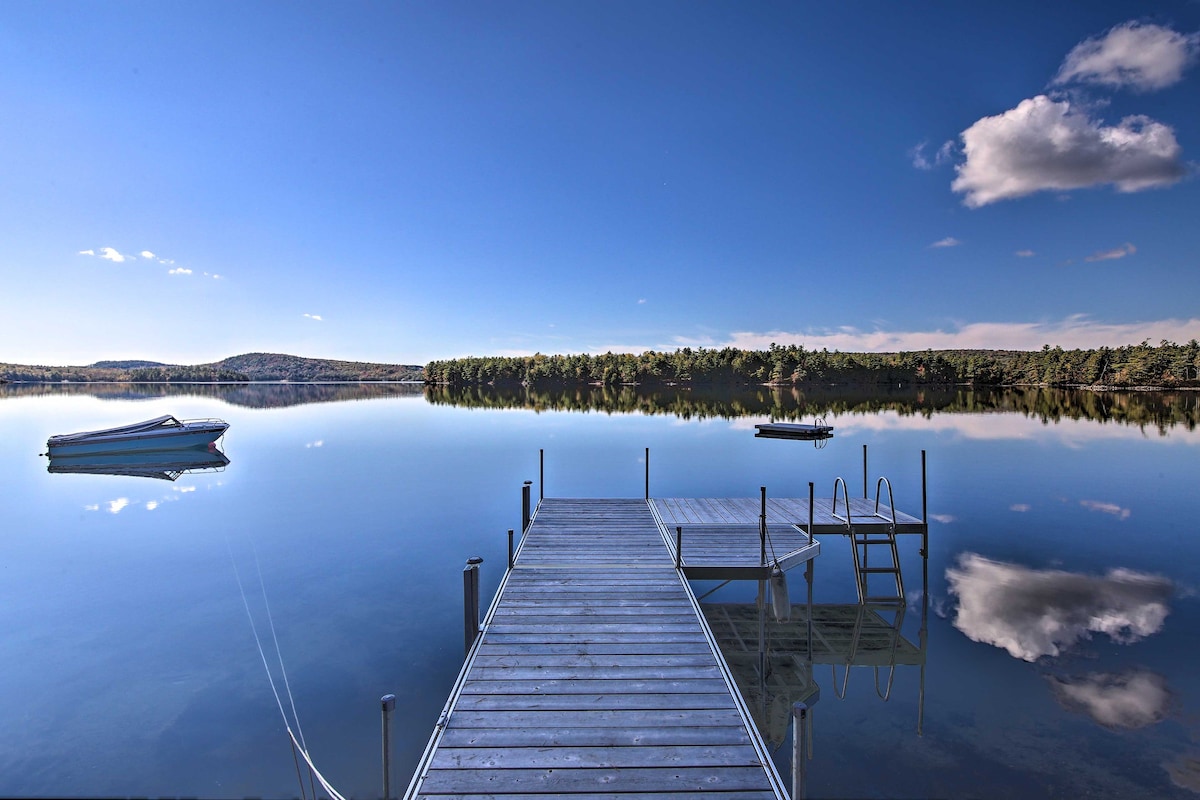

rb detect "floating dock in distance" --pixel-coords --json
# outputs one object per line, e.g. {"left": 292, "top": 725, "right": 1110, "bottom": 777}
{"left": 754, "top": 422, "right": 833, "bottom": 441}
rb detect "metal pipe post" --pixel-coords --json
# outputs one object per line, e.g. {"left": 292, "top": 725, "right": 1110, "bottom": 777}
{"left": 521, "top": 481, "right": 532, "bottom": 533}
{"left": 380, "top": 693, "right": 396, "bottom": 800}
{"left": 863, "top": 444, "right": 868, "bottom": 499}
{"left": 759, "top": 486, "right": 767, "bottom": 566}
{"left": 675, "top": 526, "right": 682, "bottom": 570}
{"left": 463, "top": 556, "right": 483, "bottom": 656}
{"left": 791, "top": 702, "right": 810, "bottom": 800}
{"left": 539, "top": 449, "right": 544, "bottom": 500}
{"left": 507, "top": 529, "right": 514, "bottom": 571}
{"left": 644, "top": 447, "right": 649, "bottom": 500}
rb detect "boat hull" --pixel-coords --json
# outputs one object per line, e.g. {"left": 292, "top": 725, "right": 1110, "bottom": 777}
{"left": 47, "top": 420, "right": 228, "bottom": 456}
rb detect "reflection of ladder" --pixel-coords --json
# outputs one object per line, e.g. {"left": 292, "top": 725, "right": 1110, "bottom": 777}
{"left": 832, "top": 604, "right": 906, "bottom": 700}
{"left": 833, "top": 477, "right": 905, "bottom": 605}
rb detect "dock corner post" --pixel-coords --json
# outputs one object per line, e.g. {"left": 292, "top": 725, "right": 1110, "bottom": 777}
{"left": 675, "top": 526, "right": 682, "bottom": 570}
{"left": 645, "top": 447, "right": 650, "bottom": 500}
{"left": 759, "top": 486, "right": 767, "bottom": 567}
{"left": 507, "top": 529, "right": 514, "bottom": 571}
{"left": 463, "top": 556, "right": 483, "bottom": 656}
{"left": 539, "top": 449, "right": 544, "bottom": 500}
{"left": 521, "top": 481, "right": 532, "bottom": 533}
{"left": 380, "top": 693, "right": 396, "bottom": 800}
{"left": 863, "top": 443, "right": 868, "bottom": 499}
{"left": 792, "top": 702, "right": 810, "bottom": 800}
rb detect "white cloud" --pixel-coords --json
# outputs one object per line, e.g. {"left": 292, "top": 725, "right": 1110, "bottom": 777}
{"left": 1081, "top": 499, "right": 1131, "bottom": 520}
{"left": 78, "top": 249, "right": 95, "bottom": 256}
{"left": 1011, "top": 503, "right": 1032, "bottom": 512}
{"left": 140, "top": 250, "right": 156, "bottom": 259}
{"left": 168, "top": 267, "right": 193, "bottom": 276}
{"left": 83, "top": 503, "right": 99, "bottom": 511}
{"left": 1016, "top": 249, "right": 1035, "bottom": 258}
{"left": 79, "top": 246, "right": 132, "bottom": 263}
{"left": 930, "top": 513, "right": 956, "bottom": 523}
{"left": 1053, "top": 21, "right": 1200, "bottom": 92}
{"left": 107, "top": 498, "right": 130, "bottom": 514}
{"left": 145, "top": 500, "right": 159, "bottom": 511}
{"left": 173, "top": 485, "right": 195, "bottom": 493}
{"left": 637, "top": 298, "right": 647, "bottom": 304}
{"left": 303, "top": 313, "right": 323, "bottom": 322}
{"left": 930, "top": 237, "right": 961, "bottom": 248}
{"left": 721, "top": 315, "right": 1200, "bottom": 353}
{"left": 946, "top": 553, "right": 1172, "bottom": 661}
{"left": 306, "top": 440, "right": 324, "bottom": 448}
{"left": 951, "top": 95, "right": 1185, "bottom": 207}
{"left": 1048, "top": 670, "right": 1171, "bottom": 728}
{"left": 1085, "top": 242, "right": 1136, "bottom": 262}
{"left": 910, "top": 139, "right": 955, "bottom": 170}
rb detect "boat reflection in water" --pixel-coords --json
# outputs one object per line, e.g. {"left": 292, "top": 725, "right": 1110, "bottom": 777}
{"left": 47, "top": 445, "right": 230, "bottom": 481}
{"left": 702, "top": 596, "right": 926, "bottom": 798}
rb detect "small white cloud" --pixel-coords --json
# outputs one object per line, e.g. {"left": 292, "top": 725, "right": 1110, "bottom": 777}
{"left": 1049, "top": 670, "right": 1172, "bottom": 729}
{"left": 80, "top": 247, "right": 132, "bottom": 263}
{"left": 306, "top": 440, "right": 324, "bottom": 448}
{"left": 78, "top": 249, "right": 95, "bottom": 256}
{"left": 1085, "top": 243, "right": 1136, "bottom": 262}
{"left": 1053, "top": 21, "right": 1200, "bottom": 92}
{"left": 172, "top": 485, "right": 195, "bottom": 493}
{"left": 931, "top": 513, "right": 957, "bottom": 523}
{"left": 952, "top": 95, "right": 1185, "bottom": 207}
{"left": 1081, "top": 499, "right": 1131, "bottom": 520}
{"left": 931, "top": 237, "right": 961, "bottom": 248}
{"left": 303, "top": 313, "right": 323, "bottom": 322}
{"left": 145, "top": 500, "right": 159, "bottom": 511}
{"left": 83, "top": 503, "right": 99, "bottom": 512}
{"left": 168, "top": 267, "right": 193, "bottom": 276}
{"left": 910, "top": 139, "right": 955, "bottom": 170}
{"left": 140, "top": 250, "right": 156, "bottom": 259}
{"left": 108, "top": 498, "right": 130, "bottom": 514}
{"left": 1010, "top": 503, "right": 1032, "bottom": 512}
{"left": 1016, "top": 249, "right": 1035, "bottom": 258}
{"left": 637, "top": 299, "right": 647, "bottom": 305}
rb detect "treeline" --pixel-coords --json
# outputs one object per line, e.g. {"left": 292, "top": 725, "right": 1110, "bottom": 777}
{"left": 1, "top": 381, "right": 424, "bottom": 408}
{"left": 0, "top": 363, "right": 248, "bottom": 382}
{"left": 213, "top": 353, "right": 423, "bottom": 382}
{"left": 424, "top": 384, "right": 1200, "bottom": 433}
{"left": 425, "top": 340, "right": 1200, "bottom": 389}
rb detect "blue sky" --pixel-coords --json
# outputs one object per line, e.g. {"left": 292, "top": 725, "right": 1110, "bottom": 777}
{"left": 2, "top": 1, "right": 1198, "bottom": 366}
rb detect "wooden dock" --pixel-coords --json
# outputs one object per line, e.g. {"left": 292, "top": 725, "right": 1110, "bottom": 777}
{"left": 404, "top": 498, "right": 790, "bottom": 798}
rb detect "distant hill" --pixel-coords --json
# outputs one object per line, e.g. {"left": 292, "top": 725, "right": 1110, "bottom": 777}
{"left": 210, "top": 353, "right": 423, "bottom": 382}
{"left": 90, "top": 360, "right": 171, "bottom": 369}
{"left": 0, "top": 353, "right": 425, "bottom": 383}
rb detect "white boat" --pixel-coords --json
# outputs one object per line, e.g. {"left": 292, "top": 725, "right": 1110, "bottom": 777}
{"left": 46, "top": 415, "right": 229, "bottom": 456}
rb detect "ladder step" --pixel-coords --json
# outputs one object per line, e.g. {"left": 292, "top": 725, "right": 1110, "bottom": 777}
{"left": 860, "top": 567, "right": 900, "bottom": 574}
{"left": 865, "top": 596, "right": 906, "bottom": 603}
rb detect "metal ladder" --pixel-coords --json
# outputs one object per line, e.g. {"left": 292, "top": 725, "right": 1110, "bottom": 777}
{"left": 832, "top": 476, "right": 905, "bottom": 605}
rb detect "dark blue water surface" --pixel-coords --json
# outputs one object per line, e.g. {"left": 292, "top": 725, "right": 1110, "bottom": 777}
{"left": 1, "top": 384, "right": 1197, "bottom": 798}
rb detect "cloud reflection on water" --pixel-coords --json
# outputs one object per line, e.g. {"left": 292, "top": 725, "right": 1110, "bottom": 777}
{"left": 946, "top": 553, "right": 1173, "bottom": 661}
{"left": 1048, "top": 670, "right": 1172, "bottom": 729}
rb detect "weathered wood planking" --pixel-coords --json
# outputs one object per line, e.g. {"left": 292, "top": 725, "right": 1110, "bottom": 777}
{"left": 405, "top": 500, "right": 787, "bottom": 800}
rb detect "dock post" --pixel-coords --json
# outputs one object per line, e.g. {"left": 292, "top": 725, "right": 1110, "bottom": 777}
{"left": 675, "top": 526, "right": 682, "bottom": 570}
{"left": 645, "top": 447, "right": 649, "bottom": 500}
{"left": 759, "top": 486, "right": 767, "bottom": 566}
{"left": 507, "top": 529, "right": 514, "bottom": 571}
{"left": 463, "top": 556, "right": 483, "bottom": 656}
{"left": 792, "top": 702, "right": 810, "bottom": 800}
{"left": 381, "top": 693, "right": 396, "bottom": 800}
{"left": 539, "top": 449, "right": 544, "bottom": 500}
{"left": 807, "top": 481, "right": 815, "bottom": 661}
{"left": 863, "top": 444, "right": 868, "bottom": 499}
{"left": 521, "top": 481, "right": 532, "bottom": 533}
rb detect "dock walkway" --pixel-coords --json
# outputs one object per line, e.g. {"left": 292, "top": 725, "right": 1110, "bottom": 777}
{"left": 404, "top": 498, "right": 789, "bottom": 799}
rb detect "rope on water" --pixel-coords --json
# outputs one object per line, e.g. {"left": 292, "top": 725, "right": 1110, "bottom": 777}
{"left": 228, "top": 538, "right": 346, "bottom": 800}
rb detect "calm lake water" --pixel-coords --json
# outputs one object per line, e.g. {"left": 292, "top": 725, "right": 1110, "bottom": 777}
{"left": 1, "top": 383, "right": 1197, "bottom": 799}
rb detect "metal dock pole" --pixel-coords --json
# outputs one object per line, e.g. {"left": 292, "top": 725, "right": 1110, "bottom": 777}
{"left": 792, "top": 702, "right": 810, "bottom": 800}
{"left": 645, "top": 447, "right": 650, "bottom": 500}
{"left": 381, "top": 693, "right": 396, "bottom": 800}
{"left": 507, "top": 529, "right": 515, "bottom": 571}
{"left": 539, "top": 449, "right": 544, "bottom": 500}
{"left": 463, "top": 556, "right": 483, "bottom": 655}
{"left": 521, "top": 480, "right": 532, "bottom": 533}
{"left": 863, "top": 444, "right": 868, "bottom": 499}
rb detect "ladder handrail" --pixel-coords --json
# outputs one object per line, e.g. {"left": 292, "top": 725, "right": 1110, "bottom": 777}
{"left": 831, "top": 477, "right": 853, "bottom": 530}
{"left": 873, "top": 476, "right": 898, "bottom": 528}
